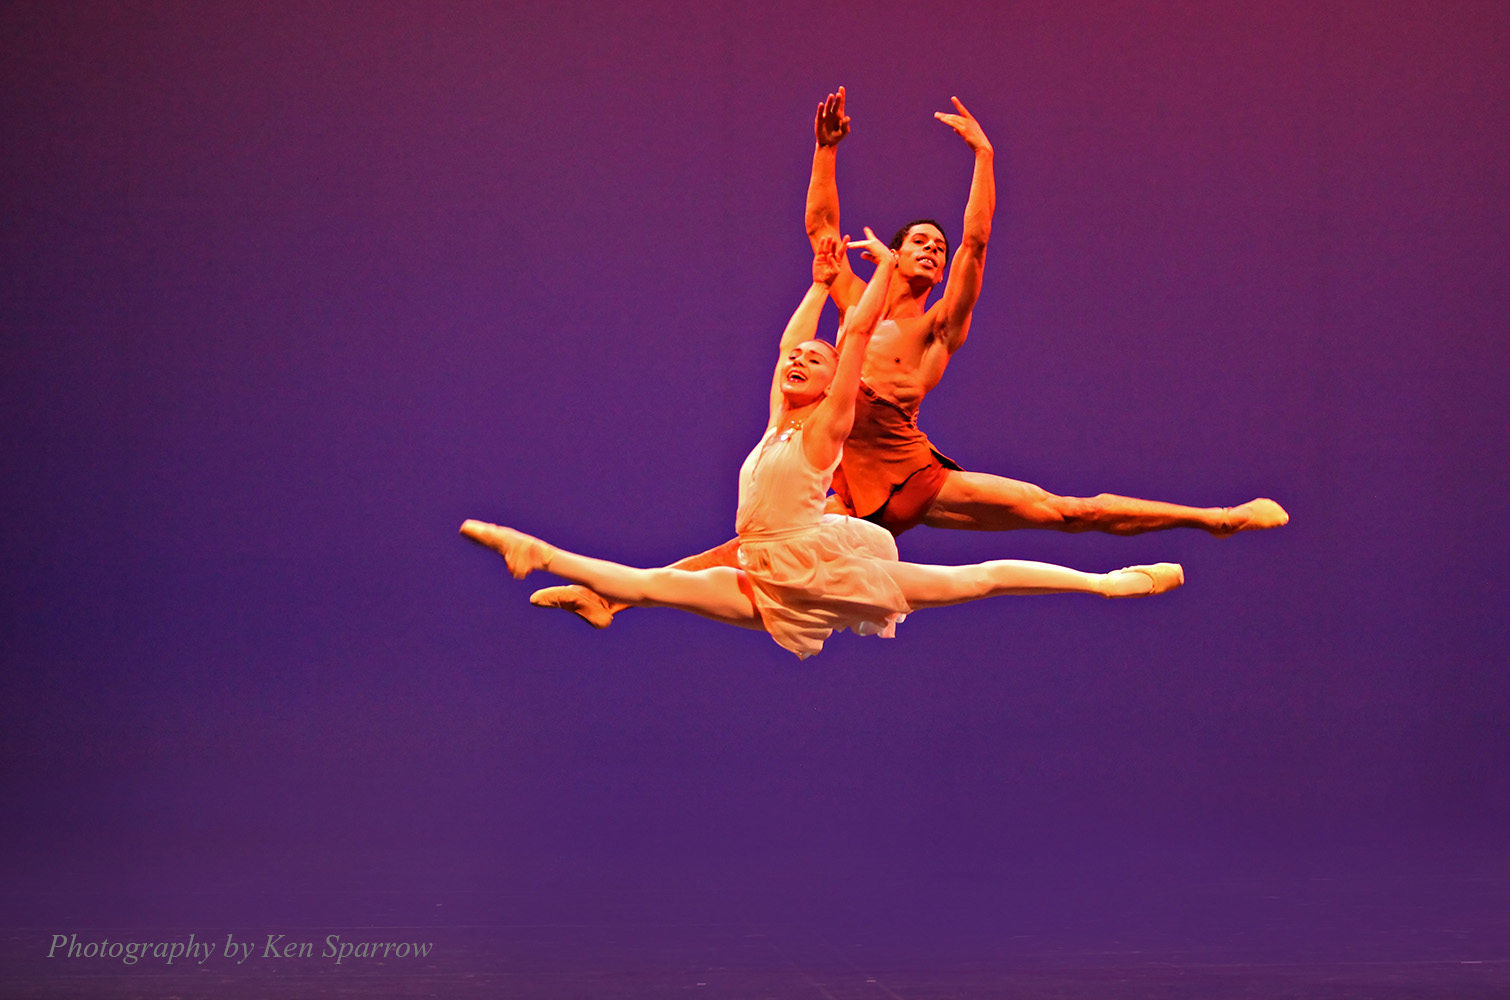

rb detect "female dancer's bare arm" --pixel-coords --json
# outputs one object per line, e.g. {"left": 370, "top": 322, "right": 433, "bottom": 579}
{"left": 766, "top": 238, "right": 843, "bottom": 426}
{"left": 802, "top": 229, "right": 896, "bottom": 469}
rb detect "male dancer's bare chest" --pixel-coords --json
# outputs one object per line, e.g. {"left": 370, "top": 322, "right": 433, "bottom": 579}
{"left": 860, "top": 317, "right": 949, "bottom": 412}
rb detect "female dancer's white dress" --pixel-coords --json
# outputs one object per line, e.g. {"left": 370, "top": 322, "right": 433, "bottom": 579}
{"left": 736, "top": 423, "right": 911, "bottom": 658}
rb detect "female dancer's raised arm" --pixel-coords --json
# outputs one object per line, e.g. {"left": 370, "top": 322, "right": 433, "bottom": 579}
{"left": 766, "top": 235, "right": 843, "bottom": 428}
{"left": 800, "top": 228, "right": 895, "bottom": 471}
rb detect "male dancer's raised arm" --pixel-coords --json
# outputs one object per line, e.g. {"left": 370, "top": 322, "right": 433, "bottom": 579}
{"left": 806, "top": 88, "right": 865, "bottom": 310}
{"left": 929, "top": 97, "right": 993, "bottom": 354}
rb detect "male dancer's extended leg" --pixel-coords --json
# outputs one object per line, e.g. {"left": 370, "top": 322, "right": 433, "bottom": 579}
{"left": 881, "top": 558, "right": 1184, "bottom": 608}
{"left": 462, "top": 522, "right": 761, "bottom": 630}
{"left": 923, "top": 470, "right": 1288, "bottom": 537}
{"left": 529, "top": 537, "right": 743, "bottom": 628}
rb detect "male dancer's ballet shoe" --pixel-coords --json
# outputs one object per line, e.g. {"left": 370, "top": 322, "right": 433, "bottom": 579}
{"left": 459, "top": 520, "right": 555, "bottom": 579}
{"left": 1109, "top": 562, "right": 1185, "bottom": 597}
{"left": 1214, "top": 498, "right": 1289, "bottom": 538}
{"left": 530, "top": 585, "right": 616, "bottom": 629}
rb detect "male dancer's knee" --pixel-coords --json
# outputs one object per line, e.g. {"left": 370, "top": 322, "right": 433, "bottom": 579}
{"left": 1046, "top": 493, "right": 1108, "bottom": 532}
{"left": 1057, "top": 493, "right": 1159, "bottom": 535}
{"left": 934, "top": 474, "right": 1081, "bottom": 531}
{"left": 984, "top": 482, "right": 1100, "bottom": 531}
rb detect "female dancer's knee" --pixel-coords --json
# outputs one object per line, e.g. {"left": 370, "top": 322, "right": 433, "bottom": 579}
{"left": 889, "top": 562, "right": 994, "bottom": 609}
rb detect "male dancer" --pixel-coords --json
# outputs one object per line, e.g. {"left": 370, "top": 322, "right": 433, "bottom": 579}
{"left": 532, "top": 88, "right": 1286, "bottom": 628}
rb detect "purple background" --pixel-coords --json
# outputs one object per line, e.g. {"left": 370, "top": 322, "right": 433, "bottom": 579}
{"left": 3, "top": 0, "right": 1507, "bottom": 939}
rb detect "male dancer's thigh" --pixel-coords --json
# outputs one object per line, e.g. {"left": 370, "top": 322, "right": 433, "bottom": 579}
{"left": 921, "top": 469, "right": 1068, "bottom": 531}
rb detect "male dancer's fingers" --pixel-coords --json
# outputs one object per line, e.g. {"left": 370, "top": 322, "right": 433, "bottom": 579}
{"left": 938, "top": 97, "right": 991, "bottom": 151}
{"left": 848, "top": 227, "right": 886, "bottom": 263}
{"left": 844, "top": 239, "right": 872, "bottom": 259}
{"left": 816, "top": 91, "right": 850, "bottom": 145}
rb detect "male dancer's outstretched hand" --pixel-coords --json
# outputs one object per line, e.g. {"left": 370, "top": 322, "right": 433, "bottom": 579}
{"left": 935, "top": 96, "right": 992, "bottom": 154}
{"left": 815, "top": 87, "right": 850, "bottom": 147}
{"left": 847, "top": 227, "right": 898, "bottom": 268}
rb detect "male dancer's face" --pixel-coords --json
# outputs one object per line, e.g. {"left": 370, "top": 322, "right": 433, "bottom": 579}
{"left": 779, "top": 341, "right": 838, "bottom": 404}
{"left": 895, "top": 224, "right": 948, "bottom": 287}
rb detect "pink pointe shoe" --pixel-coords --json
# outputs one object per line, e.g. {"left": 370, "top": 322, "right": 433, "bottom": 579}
{"left": 529, "top": 585, "right": 617, "bottom": 629}
{"left": 459, "top": 520, "right": 555, "bottom": 579}
{"left": 1110, "top": 562, "right": 1185, "bottom": 597}
{"left": 1215, "top": 499, "right": 1289, "bottom": 538}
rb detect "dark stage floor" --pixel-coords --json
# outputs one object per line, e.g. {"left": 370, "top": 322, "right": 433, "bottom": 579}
{"left": 3, "top": 845, "right": 1507, "bottom": 998}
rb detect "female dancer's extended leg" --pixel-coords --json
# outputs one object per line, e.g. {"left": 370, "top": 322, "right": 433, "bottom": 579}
{"left": 461, "top": 520, "right": 762, "bottom": 630}
{"left": 881, "top": 558, "right": 1183, "bottom": 610}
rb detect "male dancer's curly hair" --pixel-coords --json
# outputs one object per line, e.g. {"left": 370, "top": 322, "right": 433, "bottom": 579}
{"left": 888, "top": 219, "right": 950, "bottom": 257}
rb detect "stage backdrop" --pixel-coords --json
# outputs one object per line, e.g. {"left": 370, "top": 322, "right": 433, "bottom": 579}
{"left": 3, "top": 0, "right": 1507, "bottom": 915}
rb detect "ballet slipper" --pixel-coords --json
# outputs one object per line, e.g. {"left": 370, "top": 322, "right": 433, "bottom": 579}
{"left": 1214, "top": 498, "right": 1289, "bottom": 538}
{"left": 530, "top": 585, "right": 616, "bottom": 629}
{"left": 459, "top": 520, "right": 555, "bottom": 579}
{"left": 1109, "top": 562, "right": 1184, "bottom": 597}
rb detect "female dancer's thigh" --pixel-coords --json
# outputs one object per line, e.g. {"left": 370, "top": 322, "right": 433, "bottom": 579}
{"left": 879, "top": 560, "right": 996, "bottom": 610}
{"left": 636, "top": 566, "right": 764, "bottom": 630}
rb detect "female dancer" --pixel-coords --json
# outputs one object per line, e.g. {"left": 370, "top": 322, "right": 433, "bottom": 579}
{"left": 462, "top": 231, "right": 1181, "bottom": 658}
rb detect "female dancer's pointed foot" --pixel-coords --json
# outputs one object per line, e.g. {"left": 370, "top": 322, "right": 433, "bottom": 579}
{"left": 1107, "top": 562, "right": 1184, "bottom": 597}
{"left": 529, "top": 585, "right": 617, "bottom": 629}
{"left": 1214, "top": 499, "right": 1289, "bottom": 537}
{"left": 459, "top": 520, "right": 554, "bottom": 579}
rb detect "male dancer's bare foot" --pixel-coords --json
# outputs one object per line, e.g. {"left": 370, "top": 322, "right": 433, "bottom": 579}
{"left": 459, "top": 520, "right": 555, "bottom": 579}
{"left": 1105, "top": 563, "right": 1185, "bottom": 597}
{"left": 1214, "top": 499, "right": 1289, "bottom": 538}
{"left": 529, "top": 585, "right": 617, "bottom": 629}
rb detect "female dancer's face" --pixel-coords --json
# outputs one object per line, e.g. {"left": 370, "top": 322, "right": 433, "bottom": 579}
{"left": 779, "top": 341, "right": 838, "bottom": 405}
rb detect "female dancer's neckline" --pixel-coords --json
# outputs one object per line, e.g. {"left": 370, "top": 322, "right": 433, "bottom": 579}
{"left": 766, "top": 418, "right": 803, "bottom": 448}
